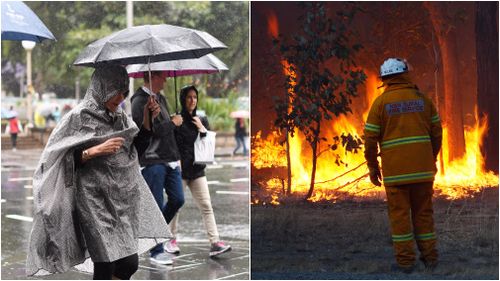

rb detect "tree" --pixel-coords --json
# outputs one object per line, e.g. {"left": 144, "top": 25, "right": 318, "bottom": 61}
{"left": 273, "top": 2, "right": 366, "bottom": 200}
{"left": 476, "top": 2, "right": 499, "bottom": 173}
{"left": 424, "top": 2, "right": 467, "bottom": 161}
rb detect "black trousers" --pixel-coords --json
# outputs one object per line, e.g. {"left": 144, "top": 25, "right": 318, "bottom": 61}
{"left": 93, "top": 253, "right": 138, "bottom": 280}
{"left": 10, "top": 133, "right": 17, "bottom": 148}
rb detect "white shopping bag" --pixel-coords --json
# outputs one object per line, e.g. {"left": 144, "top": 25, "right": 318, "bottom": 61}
{"left": 194, "top": 131, "right": 216, "bottom": 164}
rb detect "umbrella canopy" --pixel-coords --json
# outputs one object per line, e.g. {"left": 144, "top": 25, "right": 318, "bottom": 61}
{"left": 1, "top": 108, "right": 18, "bottom": 119}
{"left": 1, "top": 1, "right": 56, "bottom": 42}
{"left": 230, "top": 110, "right": 249, "bottom": 119}
{"left": 36, "top": 102, "right": 58, "bottom": 117}
{"left": 126, "top": 54, "right": 228, "bottom": 78}
{"left": 73, "top": 24, "right": 227, "bottom": 67}
{"left": 126, "top": 53, "right": 229, "bottom": 113}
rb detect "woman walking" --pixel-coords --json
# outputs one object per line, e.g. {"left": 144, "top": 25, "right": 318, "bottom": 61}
{"left": 233, "top": 117, "right": 248, "bottom": 155}
{"left": 26, "top": 65, "right": 171, "bottom": 279}
{"left": 167, "top": 85, "right": 231, "bottom": 257}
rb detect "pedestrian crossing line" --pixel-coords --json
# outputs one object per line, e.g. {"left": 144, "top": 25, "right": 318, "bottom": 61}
{"left": 216, "top": 191, "right": 249, "bottom": 195}
{"left": 228, "top": 254, "right": 250, "bottom": 261}
{"left": 174, "top": 253, "right": 197, "bottom": 259}
{"left": 173, "top": 258, "right": 200, "bottom": 264}
{"left": 217, "top": 161, "right": 248, "bottom": 166}
{"left": 1, "top": 167, "right": 36, "bottom": 172}
{"left": 8, "top": 177, "right": 33, "bottom": 182}
{"left": 5, "top": 214, "right": 33, "bottom": 222}
{"left": 206, "top": 165, "right": 224, "bottom": 169}
{"left": 207, "top": 180, "right": 221, "bottom": 185}
{"left": 232, "top": 163, "right": 248, "bottom": 168}
{"left": 216, "top": 182, "right": 234, "bottom": 187}
{"left": 170, "top": 262, "right": 204, "bottom": 272}
{"left": 217, "top": 272, "right": 249, "bottom": 280}
{"left": 138, "top": 265, "right": 164, "bottom": 271}
{"left": 24, "top": 185, "right": 33, "bottom": 189}
{"left": 26, "top": 196, "right": 33, "bottom": 200}
{"left": 230, "top": 178, "right": 249, "bottom": 183}
{"left": 1, "top": 199, "right": 6, "bottom": 203}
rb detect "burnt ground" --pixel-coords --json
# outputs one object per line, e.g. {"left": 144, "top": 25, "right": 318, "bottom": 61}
{"left": 251, "top": 187, "right": 498, "bottom": 280}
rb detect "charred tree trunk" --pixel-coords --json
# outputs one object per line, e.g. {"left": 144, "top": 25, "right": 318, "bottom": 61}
{"left": 286, "top": 131, "right": 292, "bottom": 195}
{"left": 431, "top": 30, "right": 446, "bottom": 175}
{"left": 476, "top": 2, "right": 499, "bottom": 173}
{"left": 306, "top": 119, "right": 321, "bottom": 200}
{"left": 425, "top": 2, "right": 466, "bottom": 161}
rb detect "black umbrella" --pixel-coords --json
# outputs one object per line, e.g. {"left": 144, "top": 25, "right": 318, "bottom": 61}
{"left": 73, "top": 24, "right": 226, "bottom": 67}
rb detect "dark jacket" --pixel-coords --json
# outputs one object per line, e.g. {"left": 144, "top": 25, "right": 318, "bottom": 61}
{"left": 235, "top": 120, "right": 247, "bottom": 138}
{"left": 175, "top": 112, "right": 210, "bottom": 180}
{"left": 131, "top": 87, "right": 180, "bottom": 166}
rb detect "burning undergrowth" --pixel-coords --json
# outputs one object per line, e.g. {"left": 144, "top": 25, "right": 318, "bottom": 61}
{"left": 251, "top": 73, "right": 499, "bottom": 205}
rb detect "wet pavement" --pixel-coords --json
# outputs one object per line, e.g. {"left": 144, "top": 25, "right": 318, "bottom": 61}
{"left": 1, "top": 148, "right": 249, "bottom": 280}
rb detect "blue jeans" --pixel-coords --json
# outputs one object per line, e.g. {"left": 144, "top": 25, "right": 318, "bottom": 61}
{"left": 141, "top": 164, "right": 184, "bottom": 257}
{"left": 234, "top": 136, "right": 248, "bottom": 154}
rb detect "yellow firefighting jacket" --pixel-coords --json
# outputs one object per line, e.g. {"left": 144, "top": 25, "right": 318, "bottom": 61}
{"left": 364, "top": 74, "right": 442, "bottom": 186}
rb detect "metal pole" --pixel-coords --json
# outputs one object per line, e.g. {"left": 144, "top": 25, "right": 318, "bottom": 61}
{"left": 26, "top": 49, "right": 33, "bottom": 127}
{"left": 174, "top": 71, "right": 178, "bottom": 114}
{"left": 125, "top": 0, "right": 134, "bottom": 115}
{"left": 19, "top": 74, "right": 24, "bottom": 98}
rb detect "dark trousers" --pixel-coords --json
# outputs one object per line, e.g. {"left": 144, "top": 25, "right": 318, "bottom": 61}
{"left": 141, "top": 163, "right": 184, "bottom": 256}
{"left": 10, "top": 133, "right": 17, "bottom": 148}
{"left": 93, "top": 253, "right": 138, "bottom": 280}
{"left": 234, "top": 135, "right": 247, "bottom": 154}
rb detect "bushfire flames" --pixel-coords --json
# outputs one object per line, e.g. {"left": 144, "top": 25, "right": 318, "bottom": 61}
{"left": 253, "top": 12, "right": 498, "bottom": 204}
{"left": 252, "top": 71, "right": 499, "bottom": 204}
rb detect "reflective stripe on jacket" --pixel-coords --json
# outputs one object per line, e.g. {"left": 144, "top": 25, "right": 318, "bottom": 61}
{"left": 364, "top": 75, "right": 442, "bottom": 186}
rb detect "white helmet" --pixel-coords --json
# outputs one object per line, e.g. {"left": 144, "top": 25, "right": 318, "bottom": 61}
{"left": 380, "top": 58, "right": 408, "bottom": 77}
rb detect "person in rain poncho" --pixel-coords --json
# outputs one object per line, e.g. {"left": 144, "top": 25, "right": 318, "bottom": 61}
{"left": 26, "top": 65, "right": 171, "bottom": 280}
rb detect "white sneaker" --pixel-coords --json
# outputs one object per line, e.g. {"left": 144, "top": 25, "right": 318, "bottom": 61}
{"left": 150, "top": 253, "right": 173, "bottom": 265}
{"left": 164, "top": 238, "right": 180, "bottom": 254}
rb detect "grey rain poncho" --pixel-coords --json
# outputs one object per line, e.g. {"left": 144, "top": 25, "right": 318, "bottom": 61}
{"left": 26, "top": 65, "right": 171, "bottom": 276}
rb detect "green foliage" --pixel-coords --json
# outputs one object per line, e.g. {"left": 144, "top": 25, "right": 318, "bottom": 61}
{"left": 198, "top": 90, "right": 240, "bottom": 132}
{"left": 272, "top": 2, "right": 366, "bottom": 198}
{"left": 274, "top": 2, "right": 366, "bottom": 151}
{"left": 1, "top": 1, "right": 248, "bottom": 100}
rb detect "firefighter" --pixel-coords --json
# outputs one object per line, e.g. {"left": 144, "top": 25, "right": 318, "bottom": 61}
{"left": 364, "top": 58, "right": 442, "bottom": 273}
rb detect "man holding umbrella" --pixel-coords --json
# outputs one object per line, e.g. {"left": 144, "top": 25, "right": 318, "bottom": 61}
{"left": 131, "top": 71, "right": 184, "bottom": 264}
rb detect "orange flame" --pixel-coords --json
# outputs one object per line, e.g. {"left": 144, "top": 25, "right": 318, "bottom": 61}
{"left": 267, "top": 11, "right": 279, "bottom": 39}
{"left": 434, "top": 111, "right": 498, "bottom": 199}
{"left": 252, "top": 71, "right": 498, "bottom": 204}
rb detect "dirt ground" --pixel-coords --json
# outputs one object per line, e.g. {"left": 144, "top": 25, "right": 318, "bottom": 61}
{"left": 251, "top": 187, "right": 499, "bottom": 280}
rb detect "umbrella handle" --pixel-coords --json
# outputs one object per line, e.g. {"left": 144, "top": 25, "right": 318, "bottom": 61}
{"left": 147, "top": 57, "right": 157, "bottom": 128}
{"left": 174, "top": 72, "right": 178, "bottom": 114}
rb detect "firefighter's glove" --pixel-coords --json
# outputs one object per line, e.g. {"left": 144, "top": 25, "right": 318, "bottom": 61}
{"left": 369, "top": 167, "right": 382, "bottom": 187}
